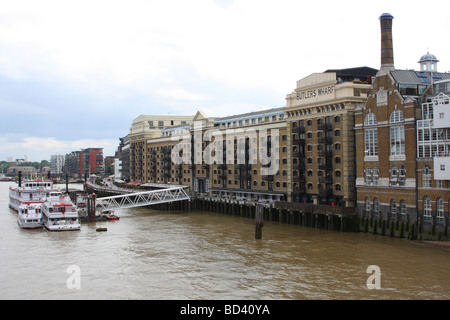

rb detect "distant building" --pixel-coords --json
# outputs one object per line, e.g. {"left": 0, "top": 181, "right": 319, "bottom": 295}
{"left": 64, "top": 148, "right": 104, "bottom": 177}
{"left": 117, "top": 135, "right": 130, "bottom": 182}
{"left": 129, "top": 114, "right": 195, "bottom": 183}
{"left": 50, "top": 154, "right": 65, "bottom": 176}
{"left": 6, "top": 166, "right": 36, "bottom": 177}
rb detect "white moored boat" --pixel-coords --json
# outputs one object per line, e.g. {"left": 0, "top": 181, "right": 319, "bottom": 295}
{"left": 17, "top": 203, "right": 44, "bottom": 229}
{"left": 9, "top": 179, "right": 54, "bottom": 212}
{"left": 41, "top": 191, "right": 81, "bottom": 231}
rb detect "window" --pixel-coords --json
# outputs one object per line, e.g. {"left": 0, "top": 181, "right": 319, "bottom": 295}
{"left": 373, "top": 166, "right": 379, "bottom": 185}
{"left": 400, "top": 200, "right": 407, "bottom": 220}
{"left": 423, "top": 196, "right": 432, "bottom": 220}
{"left": 335, "top": 130, "right": 341, "bottom": 137}
{"left": 364, "top": 113, "right": 377, "bottom": 126}
{"left": 390, "top": 199, "right": 397, "bottom": 218}
{"left": 390, "top": 126, "right": 405, "bottom": 156}
{"left": 390, "top": 109, "right": 405, "bottom": 123}
{"left": 365, "top": 198, "right": 371, "bottom": 215}
{"left": 365, "top": 129, "right": 378, "bottom": 156}
{"left": 373, "top": 198, "right": 380, "bottom": 216}
{"left": 365, "top": 166, "right": 372, "bottom": 185}
{"left": 416, "top": 71, "right": 431, "bottom": 84}
{"left": 398, "top": 165, "right": 406, "bottom": 186}
{"left": 422, "top": 165, "right": 431, "bottom": 188}
{"left": 437, "top": 198, "right": 444, "bottom": 222}
{"left": 390, "top": 166, "right": 398, "bottom": 185}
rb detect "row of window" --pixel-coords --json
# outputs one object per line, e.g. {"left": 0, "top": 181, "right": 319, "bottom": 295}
{"left": 364, "top": 198, "right": 406, "bottom": 218}
{"left": 364, "top": 164, "right": 436, "bottom": 187}
{"left": 286, "top": 105, "right": 346, "bottom": 118}
{"left": 366, "top": 196, "right": 448, "bottom": 221}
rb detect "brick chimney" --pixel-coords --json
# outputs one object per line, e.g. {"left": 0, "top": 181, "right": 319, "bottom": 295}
{"left": 379, "top": 13, "right": 394, "bottom": 71}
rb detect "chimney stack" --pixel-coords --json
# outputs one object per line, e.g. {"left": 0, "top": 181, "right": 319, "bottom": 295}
{"left": 379, "top": 13, "right": 394, "bottom": 71}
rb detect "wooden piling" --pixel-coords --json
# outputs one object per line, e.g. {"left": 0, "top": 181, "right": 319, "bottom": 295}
{"left": 255, "top": 205, "right": 264, "bottom": 239}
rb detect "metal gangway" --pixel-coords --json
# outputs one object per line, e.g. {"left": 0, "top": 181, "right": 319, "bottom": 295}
{"left": 95, "top": 187, "right": 190, "bottom": 212}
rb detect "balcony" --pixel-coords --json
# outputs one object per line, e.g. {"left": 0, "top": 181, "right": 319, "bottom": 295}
{"left": 292, "top": 126, "right": 305, "bottom": 134}
{"left": 318, "top": 186, "right": 333, "bottom": 197}
{"left": 317, "top": 122, "right": 333, "bottom": 131}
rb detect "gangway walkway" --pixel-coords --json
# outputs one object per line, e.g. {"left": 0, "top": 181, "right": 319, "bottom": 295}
{"left": 95, "top": 186, "right": 190, "bottom": 212}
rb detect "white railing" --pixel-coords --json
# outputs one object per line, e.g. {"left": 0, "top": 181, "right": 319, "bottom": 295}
{"left": 95, "top": 187, "right": 190, "bottom": 212}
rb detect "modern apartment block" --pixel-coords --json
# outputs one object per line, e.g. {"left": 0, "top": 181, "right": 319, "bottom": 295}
{"left": 64, "top": 148, "right": 104, "bottom": 177}
{"left": 50, "top": 154, "right": 65, "bottom": 176}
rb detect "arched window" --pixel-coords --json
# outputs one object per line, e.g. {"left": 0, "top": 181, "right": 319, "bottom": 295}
{"left": 364, "top": 112, "right": 378, "bottom": 126}
{"left": 373, "top": 198, "right": 380, "bottom": 217}
{"left": 399, "top": 165, "right": 406, "bottom": 186}
{"left": 390, "top": 166, "right": 398, "bottom": 185}
{"left": 437, "top": 198, "right": 444, "bottom": 222}
{"left": 400, "top": 200, "right": 407, "bottom": 220}
{"left": 423, "top": 196, "right": 432, "bottom": 220}
{"left": 365, "top": 197, "right": 371, "bottom": 215}
{"left": 390, "top": 199, "right": 397, "bottom": 218}
{"left": 422, "top": 165, "right": 431, "bottom": 188}
{"left": 390, "top": 109, "right": 404, "bottom": 123}
{"left": 365, "top": 166, "right": 372, "bottom": 185}
{"left": 373, "top": 166, "right": 379, "bottom": 186}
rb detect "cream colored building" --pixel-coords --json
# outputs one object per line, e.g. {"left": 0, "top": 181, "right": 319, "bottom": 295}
{"left": 284, "top": 67, "right": 377, "bottom": 207}
{"left": 129, "top": 114, "right": 194, "bottom": 182}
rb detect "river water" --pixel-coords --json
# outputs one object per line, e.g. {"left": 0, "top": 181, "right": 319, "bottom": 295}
{"left": 1, "top": 181, "right": 449, "bottom": 300}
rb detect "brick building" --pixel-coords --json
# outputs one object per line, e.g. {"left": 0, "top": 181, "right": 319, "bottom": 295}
{"left": 355, "top": 13, "right": 450, "bottom": 233}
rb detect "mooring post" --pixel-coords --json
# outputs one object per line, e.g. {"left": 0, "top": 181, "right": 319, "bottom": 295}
{"left": 255, "top": 205, "right": 264, "bottom": 239}
{"left": 87, "top": 194, "right": 96, "bottom": 222}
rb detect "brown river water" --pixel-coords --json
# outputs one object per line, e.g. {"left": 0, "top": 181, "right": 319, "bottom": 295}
{"left": 1, "top": 182, "right": 449, "bottom": 300}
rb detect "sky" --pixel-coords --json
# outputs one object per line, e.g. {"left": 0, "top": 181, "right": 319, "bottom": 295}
{"left": 0, "top": 0, "right": 449, "bottom": 162}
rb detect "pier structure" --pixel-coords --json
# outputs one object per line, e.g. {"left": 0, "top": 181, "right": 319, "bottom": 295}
{"left": 95, "top": 187, "right": 190, "bottom": 212}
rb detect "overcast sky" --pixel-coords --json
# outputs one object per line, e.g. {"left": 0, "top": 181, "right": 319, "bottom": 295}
{"left": 0, "top": 0, "right": 449, "bottom": 162}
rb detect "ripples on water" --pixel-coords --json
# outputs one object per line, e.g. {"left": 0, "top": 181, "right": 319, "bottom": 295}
{"left": 1, "top": 182, "right": 450, "bottom": 300}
